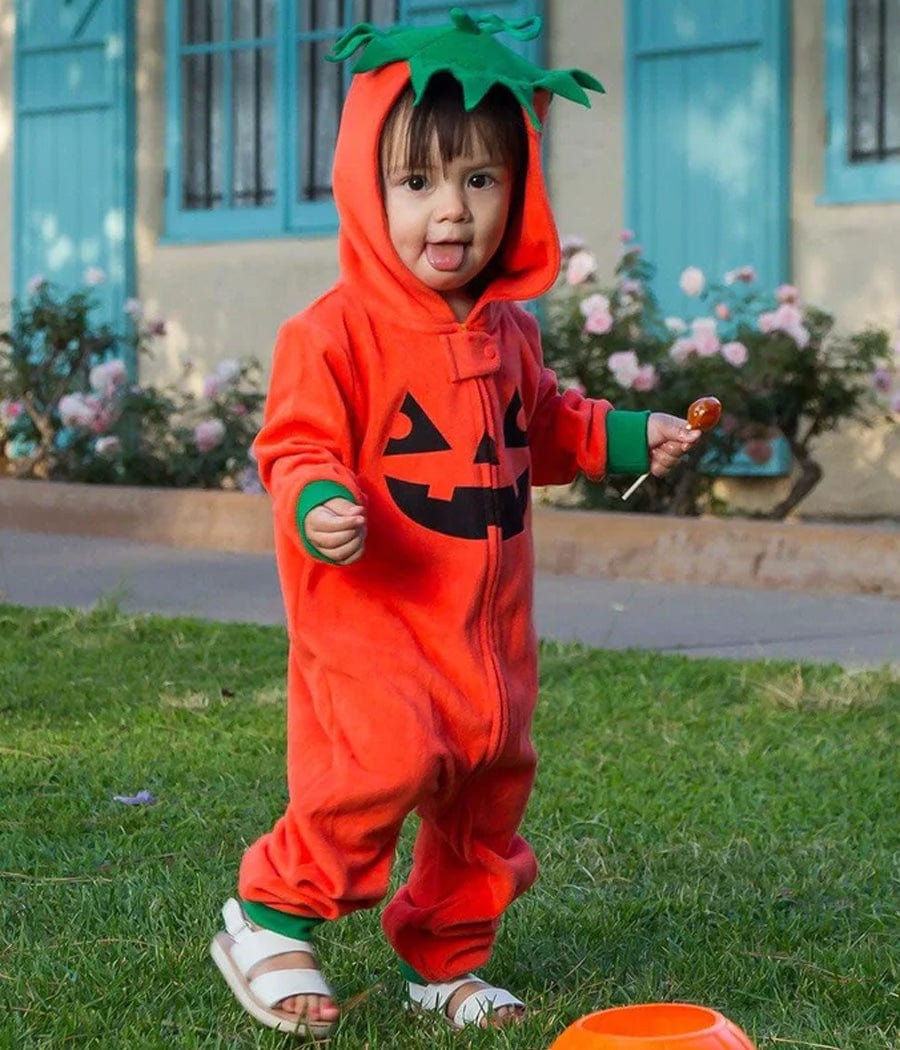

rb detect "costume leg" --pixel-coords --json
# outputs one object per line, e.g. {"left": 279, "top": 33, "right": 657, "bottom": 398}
{"left": 240, "top": 644, "right": 445, "bottom": 921}
{"left": 381, "top": 745, "right": 538, "bottom": 981}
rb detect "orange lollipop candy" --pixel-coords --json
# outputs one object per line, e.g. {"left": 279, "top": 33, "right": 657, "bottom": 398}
{"left": 686, "top": 395, "right": 722, "bottom": 432}
{"left": 621, "top": 395, "right": 722, "bottom": 501}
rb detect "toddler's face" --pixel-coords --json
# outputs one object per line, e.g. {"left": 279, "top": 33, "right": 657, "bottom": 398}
{"left": 381, "top": 117, "right": 513, "bottom": 320}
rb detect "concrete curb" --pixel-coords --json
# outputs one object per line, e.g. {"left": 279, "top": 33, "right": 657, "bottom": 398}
{"left": 2, "top": 478, "right": 897, "bottom": 598}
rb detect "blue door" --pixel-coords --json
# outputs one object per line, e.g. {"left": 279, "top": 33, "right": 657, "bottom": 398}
{"left": 13, "top": 0, "right": 133, "bottom": 329}
{"left": 626, "top": 0, "right": 790, "bottom": 315}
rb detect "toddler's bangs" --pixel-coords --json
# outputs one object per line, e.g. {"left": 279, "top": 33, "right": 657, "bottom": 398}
{"left": 382, "top": 72, "right": 527, "bottom": 175}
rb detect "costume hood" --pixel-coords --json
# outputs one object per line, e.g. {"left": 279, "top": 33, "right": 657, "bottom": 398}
{"left": 329, "top": 9, "right": 604, "bottom": 325}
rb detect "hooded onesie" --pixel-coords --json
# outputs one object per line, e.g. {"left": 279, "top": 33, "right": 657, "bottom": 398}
{"left": 238, "top": 10, "right": 650, "bottom": 982}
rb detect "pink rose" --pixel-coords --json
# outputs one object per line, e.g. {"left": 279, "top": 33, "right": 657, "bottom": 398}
{"left": 123, "top": 298, "right": 144, "bottom": 319}
{"left": 721, "top": 341, "right": 749, "bottom": 367}
{"left": 146, "top": 319, "right": 167, "bottom": 337}
{"left": 619, "top": 229, "right": 635, "bottom": 243}
{"left": 584, "top": 309, "right": 614, "bottom": 335}
{"left": 203, "top": 375, "right": 225, "bottom": 400}
{"left": 84, "top": 266, "right": 106, "bottom": 286}
{"left": 566, "top": 249, "right": 597, "bottom": 286}
{"left": 608, "top": 350, "right": 640, "bottom": 388}
{"left": 631, "top": 364, "right": 658, "bottom": 391}
{"left": 759, "top": 303, "right": 809, "bottom": 348}
{"left": 669, "top": 338, "right": 697, "bottom": 363}
{"left": 89, "top": 358, "right": 127, "bottom": 395}
{"left": 776, "top": 284, "right": 800, "bottom": 303}
{"left": 195, "top": 418, "right": 226, "bottom": 453}
{"left": 560, "top": 234, "right": 587, "bottom": 255}
{"left": 691, "top": 317, "right": 720, "bottom": 357}
{"left": 715, "top": 303, "right": 731, "bottom": 320}
{"left": 95, "top": 436, "right": 121, "bottom": 456}
{"left": 872, "top": 368, "right": 893, "bottom": 393}
{"left": 1, "top": 399, "right": 24, "bottom": 421}
{"left": 725, "top": 266, "right": 756, "bottom": 285}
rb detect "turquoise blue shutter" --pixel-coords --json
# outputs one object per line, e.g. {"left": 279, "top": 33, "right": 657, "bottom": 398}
{"left": 13, "top": 0, "right": 134, "bottom": 331}
{"left": 626, "top": 0, "right": 790, "bottom": 315}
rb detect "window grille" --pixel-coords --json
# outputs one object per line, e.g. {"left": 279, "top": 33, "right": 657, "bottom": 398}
{"left": 849, "top": 0, "right": 899, "bottom": 162}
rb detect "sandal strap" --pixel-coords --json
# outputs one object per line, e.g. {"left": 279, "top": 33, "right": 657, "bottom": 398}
{"left": 407, "top": 974, "right": 478, "bottom": 1013}
{"left": 249, "top": 967, "right": 335, "bottom": 1009}
{"left": 452, "top": 985, "right": 523, "bottom": 1027}
{"left": 407, "top": 975, "right": 523, "bottom": 1028}
{"left": 221, "top": 898, "right": 317, "bottom": 975}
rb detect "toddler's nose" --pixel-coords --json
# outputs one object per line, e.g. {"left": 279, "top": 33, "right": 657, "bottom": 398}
{"left": 433, "top": 182, "right": 470, "bottom": 222}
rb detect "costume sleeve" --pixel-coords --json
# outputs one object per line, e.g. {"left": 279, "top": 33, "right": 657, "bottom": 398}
{"left": 518, "top": 308, "right": 651, "bottom": 486}
{"left": 253, "top": 317, "right": 363, "bottom": 553}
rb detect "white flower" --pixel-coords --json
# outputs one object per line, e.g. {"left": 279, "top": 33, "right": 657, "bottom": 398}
{"left": 566, "top": 250, "right": 597, "bottom": 286}
{"left": 123, "top": 298, "right": 144, "bottom": 319}
{"left": 724, "top": 266, "right": 756, "bottom": 285}
{"left": 95, "top": 435, "right": 121, "bottom": 456}
{"left": 665, "top": 317, "right": 687, "bottom": 334}
{"left": 679, "top": 266, "right": 706, "bottom": 297}
{"left": 84, "top": 266, "right": 106, "bottom": 286}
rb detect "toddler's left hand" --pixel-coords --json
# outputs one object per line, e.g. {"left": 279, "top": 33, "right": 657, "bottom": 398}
{"left": 647, "top": 412, "right": 702, "bottom": 477}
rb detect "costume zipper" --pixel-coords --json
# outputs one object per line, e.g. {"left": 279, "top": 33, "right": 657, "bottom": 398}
{"left": 474, "top": 376, "right": 508, "bottom": 765}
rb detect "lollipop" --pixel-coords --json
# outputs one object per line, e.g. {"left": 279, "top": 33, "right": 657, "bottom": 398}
{"left": 621, "top": 396, "right": 722, "bottom": 501}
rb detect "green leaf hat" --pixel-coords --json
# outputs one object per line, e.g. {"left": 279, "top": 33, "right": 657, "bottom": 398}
{"left": 327, "top": 6, "right": 604, "bottom": 130}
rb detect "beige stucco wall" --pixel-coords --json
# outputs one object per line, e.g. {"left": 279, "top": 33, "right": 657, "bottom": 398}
{"left": 0, "top": 0, "right": 13, "bottom": 311}
{"left": 545, "top": 0, "right": 625, "bottom": 275}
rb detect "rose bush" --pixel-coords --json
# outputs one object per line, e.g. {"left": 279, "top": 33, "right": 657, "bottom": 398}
{"left": 0, "top": 273, "right": 264, "bottom": 490}
{"left": 542, "top": 233, "right": 899, "bottom": 517}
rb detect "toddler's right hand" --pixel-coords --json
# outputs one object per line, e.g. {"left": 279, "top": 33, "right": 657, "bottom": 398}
{"left": 304, "top": 497, "right": 366, "bottom": 565}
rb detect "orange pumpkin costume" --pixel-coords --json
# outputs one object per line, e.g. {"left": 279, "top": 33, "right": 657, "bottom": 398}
{"left": 238, "top": 25, "right": 649, "bottom": 983}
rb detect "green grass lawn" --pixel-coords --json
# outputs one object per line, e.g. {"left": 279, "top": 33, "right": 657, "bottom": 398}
{"left": 1, "top": 602, "right": 897, "bottom": 1050}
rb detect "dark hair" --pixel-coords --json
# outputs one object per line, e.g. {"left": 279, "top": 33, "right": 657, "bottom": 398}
{"left": 381, "top": 72, "right": 528, "bottom": 184}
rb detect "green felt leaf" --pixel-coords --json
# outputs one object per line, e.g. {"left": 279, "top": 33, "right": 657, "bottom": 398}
{"left": 326, "top": 6, "right": 604, "bottom": 130}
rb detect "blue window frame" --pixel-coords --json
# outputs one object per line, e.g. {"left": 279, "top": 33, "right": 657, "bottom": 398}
{"left": 823, "top": 0, "right": 900, "bottom": 203}
{"left": 165, "top": 0, "right": 399, "bottom": 243}
{"left": 165, "top": 0, "right": 542, "bottom": 243}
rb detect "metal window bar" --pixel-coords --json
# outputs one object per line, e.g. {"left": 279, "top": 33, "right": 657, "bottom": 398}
{"left": 181, "top": 0, "right": 276, "bottom": 210}
{"left": 297, "top": 0, "right": 398, "bottom": 202}
{"left": 849, "top": 0, "right": 900, "bottom": 161}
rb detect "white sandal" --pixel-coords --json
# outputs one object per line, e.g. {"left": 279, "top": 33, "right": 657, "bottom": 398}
{"left": 407, "top": 973, "right": 524, "bottom": 1029}
{"left": 210, "top": 898, "right": 336, "bottom": 1037}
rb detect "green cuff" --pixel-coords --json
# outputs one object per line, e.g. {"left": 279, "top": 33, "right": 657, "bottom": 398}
{"left": 398, "top": 959, "right": 428, "bottom": 984}
{"left": 605, "top": 409, "right": 650, "bottom": 475}
{"left": 239, "top": 898, "right": 325, "bottom": 940}
{"left": 296, "top": 480, "right": 357, "bottom": 563}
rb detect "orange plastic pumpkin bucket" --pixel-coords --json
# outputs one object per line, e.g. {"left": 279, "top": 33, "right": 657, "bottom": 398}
{"left": 549, "top": 1003, "right": 757, "bottom": 1050}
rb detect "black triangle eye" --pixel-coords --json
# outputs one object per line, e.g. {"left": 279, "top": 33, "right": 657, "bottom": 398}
{"left": 384, "top": 393, "right": 452, "bottom": 456}
{"left": 503, "top": 390, "right": 528, "bottom": 448}
{"left": 473, "top": 433, "right": 499, "bottom": 464}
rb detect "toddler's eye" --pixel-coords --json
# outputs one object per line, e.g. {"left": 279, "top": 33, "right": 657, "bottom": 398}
{"left": 469, "top": 173, "right": 496, "bottom": 189}
{"left": 404, "top": 174, "right": 427, "bottom": 191}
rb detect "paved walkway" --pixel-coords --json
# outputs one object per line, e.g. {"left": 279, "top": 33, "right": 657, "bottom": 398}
{"left": 2, "top": 528, "right": 898, "bottom": 668}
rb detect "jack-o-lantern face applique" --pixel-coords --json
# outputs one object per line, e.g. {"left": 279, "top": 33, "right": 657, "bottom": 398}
{"left": 383, "top": 391, "right": 530, "bottom": 540}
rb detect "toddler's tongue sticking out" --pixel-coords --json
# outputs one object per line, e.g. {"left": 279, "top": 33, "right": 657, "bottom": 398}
{"left": 426, "top": 242, "right": 466, "bottom": 271}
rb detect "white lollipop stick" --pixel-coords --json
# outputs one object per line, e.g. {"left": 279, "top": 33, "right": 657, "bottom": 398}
{"left": 620, "top": 472, "right": 649, "bottom": 501}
